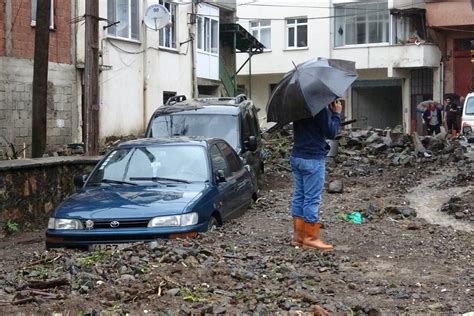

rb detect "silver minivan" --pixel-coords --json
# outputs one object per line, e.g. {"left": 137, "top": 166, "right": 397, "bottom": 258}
{"left": 461, "top": 92, "right": 474, "bottom": 135}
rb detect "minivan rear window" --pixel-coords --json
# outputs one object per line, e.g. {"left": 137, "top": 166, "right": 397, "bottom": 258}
{"left": 150, "top": 114, "right": 240, "bottom": 150}
{"left": 465, "top": 97, "right": 474, "bottom": 115}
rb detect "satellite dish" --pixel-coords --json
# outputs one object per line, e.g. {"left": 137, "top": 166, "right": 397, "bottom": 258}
{"left": 144, "top": 4, "right": 171, "bottom": 31}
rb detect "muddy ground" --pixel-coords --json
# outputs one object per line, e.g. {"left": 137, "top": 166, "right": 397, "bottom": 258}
{"left": 0, "top": 134, "right": 473, "bottom": 315}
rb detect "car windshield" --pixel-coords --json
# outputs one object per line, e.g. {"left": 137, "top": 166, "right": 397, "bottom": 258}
{"left": 150, "top": 114, "right": 240, "bottom": 150}
{"left": 88, "top": 145, "right": 209, "bottom": 185}
{"left": 465, "top": 97, "right": 474, "bottom": 115}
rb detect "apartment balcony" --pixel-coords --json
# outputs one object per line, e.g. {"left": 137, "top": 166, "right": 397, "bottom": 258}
{"left": 332, "top": 43, "right": 442, "bottom": 70}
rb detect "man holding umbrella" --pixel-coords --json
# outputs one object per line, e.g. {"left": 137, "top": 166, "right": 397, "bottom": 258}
{"left": 290, "top": 99, "right": 342, "bottom": 250}
{"left": 266, "top": 58, "right": 357, "bottom": 251}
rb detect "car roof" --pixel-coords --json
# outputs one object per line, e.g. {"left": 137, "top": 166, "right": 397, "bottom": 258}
{"left": 116, "top": 137, "right": 219, "bottom": 148}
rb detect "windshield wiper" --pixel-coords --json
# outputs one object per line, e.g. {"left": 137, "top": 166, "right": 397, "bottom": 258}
{"left": 99, "top": 178, "right": 137, "bottom": 186}
{"left": 129, "top": 177, "right": 191, "bottom": 184}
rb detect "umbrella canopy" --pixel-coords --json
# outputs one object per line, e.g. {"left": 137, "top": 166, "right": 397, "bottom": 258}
{"left": 416, "top": 100, "right": 442, "bottom": 112}
{"left": 266, "top": 58, "right": 358, "bottom": 124}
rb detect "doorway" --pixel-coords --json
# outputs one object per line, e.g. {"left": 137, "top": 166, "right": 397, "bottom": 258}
{"left": 453, "top": 38, "right": 473, "bottom": 98}
{"left": 352, "top": 80, "right": 403, "bottom": 129}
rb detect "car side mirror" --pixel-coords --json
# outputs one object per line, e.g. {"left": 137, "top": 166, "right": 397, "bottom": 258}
{"left": 244, "top": 136, "right": 258, "bottom": 151}
{"left": 73, "top": 175, "right": 87, "bottom": 188}
{"left": 215, "top": 170, "right": 226, "bottom": 183}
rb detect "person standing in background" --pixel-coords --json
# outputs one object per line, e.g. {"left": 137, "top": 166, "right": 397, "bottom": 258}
{"left": 423, "top": 102, "right": 442, "bottom": 135}
{"left": 456, "top": 96, "right": 465, "bottom": 135}
{"left": 445, "top": 97, "right": 460, "bottom": 136}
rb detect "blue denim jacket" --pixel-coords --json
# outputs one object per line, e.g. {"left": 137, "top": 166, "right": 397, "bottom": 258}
{"left": 291, "top": 108, "right": 341, "bottom": 160}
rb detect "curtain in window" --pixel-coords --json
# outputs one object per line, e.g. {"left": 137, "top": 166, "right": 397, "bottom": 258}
{"left": 131, "top": 0, "right": 138, "bottom": 40}
{"left": 116, "top": 0, "right": 130, "bottom": 38}
{"left": 260, "top": 28, "right": 271, "bottom": 48}
{"left": 211, "top": 19, "right": 218, "bottom": 54}
{"left": 334, "top": 2, "right": 388, "bottom": 46}
{"left": 204, "top": 18, "right": 210, "bottom": 52}
{"left": 107, "top": 0, "right": 139, "bottom": 40}
{"left": 197, "top": 17, "right": 203, "bottom": 50}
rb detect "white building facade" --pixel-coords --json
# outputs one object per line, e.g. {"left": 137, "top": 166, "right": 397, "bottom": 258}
{"left": 75, "top": 0, "right": 235, "bottom": 140}
{"left": 237, "top": 0, "right": 442, "bottom": 133}
{"left": 236, "top": 0, "right": 332, "bottom": 127}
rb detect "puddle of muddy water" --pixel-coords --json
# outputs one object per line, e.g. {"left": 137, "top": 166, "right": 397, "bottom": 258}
{"left": 405, "top": 174, "right": 473, "bottom": 232}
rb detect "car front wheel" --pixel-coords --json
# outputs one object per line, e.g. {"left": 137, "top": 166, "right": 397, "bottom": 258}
{"left": 207, "top": 216, "right": 218, "bottom": 232}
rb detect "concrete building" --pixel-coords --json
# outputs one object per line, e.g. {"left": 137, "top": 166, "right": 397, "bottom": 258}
{"left": 331, "top": 0, "right": 442, "bottom": 134}
{"left": 1, "top": 0, "right": 241, "bottom": 157}
{"left": 0, "top": 0, "right": 79, "bottom": 157}
{"left": 75, "top": 0, "right": 239, "bottom": 140}
{"left": 425, "top": 0, "right": 473, "bottom": 99}
{"left": 75, "top": 0, "right": 194, "bottom": 139}
{"left": 236, "top": 0, "right": 332, "bottom": 127}
{"left": 236, "top": 0, "right": 445, "bottom": 134}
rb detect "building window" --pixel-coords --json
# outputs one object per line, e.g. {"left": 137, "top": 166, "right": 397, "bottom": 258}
{"left": 159, "top": 1, "right": 177, "bottom": 49}
{"left": 286, "top": 18, "right": 307, "bottom": 48}
{"left": 197, "top": 16, "right": 219, "bottom": 54}
{"left": 392, "top": 13, "right": 426, "bottom": 44}
{"left": 250, "top": 20, "right": 271, "bottom": 49}
{"left": 334, "top": 1, "right": 389, "bottom": 47}
{"left": 31, "top": 0, "right": 54, "bottom": 29}
{"left": 107, "top": 0, "right": 140, "bottom": 41}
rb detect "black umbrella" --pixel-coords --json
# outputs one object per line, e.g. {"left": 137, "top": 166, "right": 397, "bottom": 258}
{"left": 266, "top": 58, "right": 358, "bottom": 124}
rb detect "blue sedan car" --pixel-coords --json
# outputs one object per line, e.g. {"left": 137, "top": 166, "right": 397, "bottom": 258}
{"left": 46, "top": 137, "right": 257, "bottom": 248}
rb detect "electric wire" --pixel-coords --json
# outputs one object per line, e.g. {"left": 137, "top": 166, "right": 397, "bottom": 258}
{"left": 197, "top": 0, "right": 427, "bottom": 21}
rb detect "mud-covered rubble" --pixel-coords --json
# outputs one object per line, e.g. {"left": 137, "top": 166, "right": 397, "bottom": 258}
{"left": 439, "top": 188, "right": 473, "bottom": 222}
{"left": 263, "top": 126, "right": 473, "bottom": 227}
{"left": 0, "top": 236, "right": 345, "bottom": 314}
{"left": 264, "top": 126, "right": 472, "bottom": 171}
{"left": 1, "top": 185, "right": 473, "bottom": 314}
{"left": 1, "top": 126, "right": 473, "bottom": 314}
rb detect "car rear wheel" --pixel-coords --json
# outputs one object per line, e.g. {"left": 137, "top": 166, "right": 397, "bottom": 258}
{"left": 207, "top": 216, "right": 218, "bottom": 232}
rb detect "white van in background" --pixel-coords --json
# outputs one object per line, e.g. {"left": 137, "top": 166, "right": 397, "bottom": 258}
{"left": 461, "top": 92, "right": 474, "bottom": 135}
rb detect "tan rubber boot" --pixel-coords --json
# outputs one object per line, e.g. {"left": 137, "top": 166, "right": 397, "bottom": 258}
{"left": 303, "top": 222, "right": 334, "bottom": 251}
{"left": 292, "top": 217, "right": 305, "bottom": 246}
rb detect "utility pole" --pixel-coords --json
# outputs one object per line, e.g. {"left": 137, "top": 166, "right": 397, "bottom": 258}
{"left": 31, "top": 0, "right": 51, "bottom": 158}
{"left": 84, "top": 0, "right": 99, "bottom": 155}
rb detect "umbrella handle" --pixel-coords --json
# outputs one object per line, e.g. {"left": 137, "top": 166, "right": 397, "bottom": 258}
{"left": 341, "top": 119, "right": 357, "bottom": 126}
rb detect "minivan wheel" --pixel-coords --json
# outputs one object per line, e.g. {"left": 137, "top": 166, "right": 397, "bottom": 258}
{"left": 207, "top": 216, "right": 218, "bottom": 232}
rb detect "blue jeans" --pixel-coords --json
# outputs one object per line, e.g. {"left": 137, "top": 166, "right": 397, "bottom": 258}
{"left": 290, "top": 156, "right": 325, "bottom": 223}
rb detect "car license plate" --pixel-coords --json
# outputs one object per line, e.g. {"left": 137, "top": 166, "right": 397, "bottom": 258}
{"left": 89, "top": 243, "right": 135, "bottom": 251}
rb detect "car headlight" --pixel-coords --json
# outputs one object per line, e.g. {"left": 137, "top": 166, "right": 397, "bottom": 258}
{"left": 48, "top": 218, "right": 83, "bottom": 230}
{"left": 148, "top": 212, "right": 198, "bottom": 227}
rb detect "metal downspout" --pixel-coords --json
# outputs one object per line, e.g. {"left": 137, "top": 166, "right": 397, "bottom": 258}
{"left": 191, "top": 1, "right": 198, "bottom": 98}
{"left": 440, "top": 61, "right": 444, "bottom": 102}
{"left": 248, "top": 52, "right": 252, "bottom": 98}
{"left": 142, "top": 21, "right": 148, "bottom": 132}
{"left": 233, "top": 30, "right": 237, "bottom": 96}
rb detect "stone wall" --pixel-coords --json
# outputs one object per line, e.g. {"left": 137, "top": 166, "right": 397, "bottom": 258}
{"left": 0, "top": 156, "right": 101, "bottom": 229}
{"left": 0, "top": 57, "right": 79, "bottom": 157}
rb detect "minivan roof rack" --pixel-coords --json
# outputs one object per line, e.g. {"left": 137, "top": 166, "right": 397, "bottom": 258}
{"left": 234, "top": 94, "right": 247, "bottom": 104}
{"left": 165, "top": 95, "right": 187, "bottom": 106}
{"left": 195, "top": 94, "right": 248, "bottom": 106}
